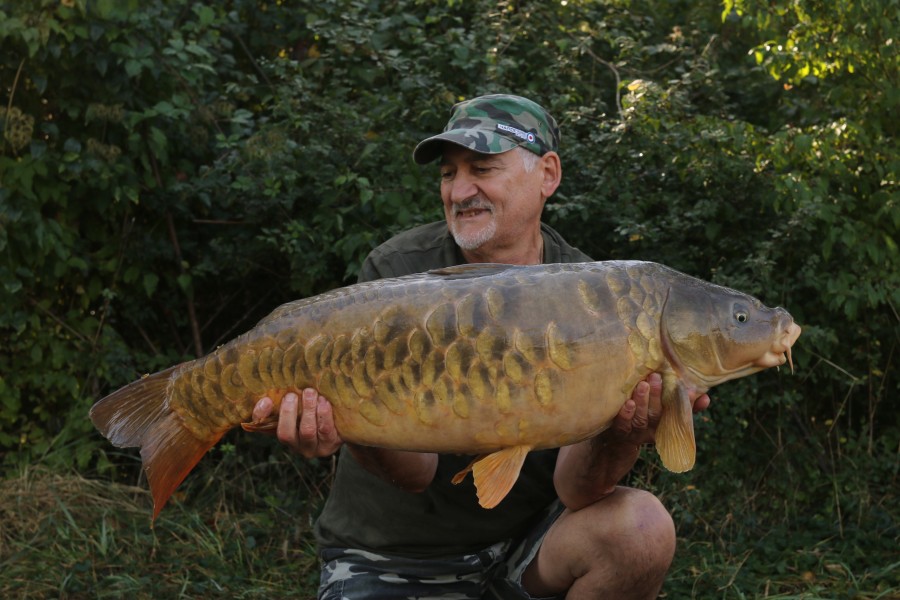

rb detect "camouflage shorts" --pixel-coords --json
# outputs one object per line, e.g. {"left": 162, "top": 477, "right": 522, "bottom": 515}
{"left": 317, "top": 501, "right": 564, "bottom": 600}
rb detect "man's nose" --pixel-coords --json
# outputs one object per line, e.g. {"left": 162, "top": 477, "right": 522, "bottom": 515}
{"left": 447, "top": 171, "right": 478, "bottom": 203}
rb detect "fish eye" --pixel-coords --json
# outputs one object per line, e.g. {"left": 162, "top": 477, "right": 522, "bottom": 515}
{"left": 734, "top": 306, "right": 749, "bottom": 323}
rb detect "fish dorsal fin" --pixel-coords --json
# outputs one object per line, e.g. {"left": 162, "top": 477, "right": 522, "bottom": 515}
{"left": 656, "top": 373, "right": 696, "bottom": 472}
{"left": 428, "top": 263, "right": 518, "bottom": 280}
{"left": 451, "top": 445, "right": 532, "bottom": 508}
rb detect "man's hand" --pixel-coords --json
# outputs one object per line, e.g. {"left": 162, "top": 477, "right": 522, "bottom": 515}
{"left": 251, "top": 388, "right": 343, "bottom": 458}
{"left": 609, "top": 373, "right": 711, "bottom": 446}
{"left": 554, "top": 373, "right": 711, "bottom": 510}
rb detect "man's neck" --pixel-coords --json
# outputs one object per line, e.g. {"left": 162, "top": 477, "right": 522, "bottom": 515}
{"left": 461, "top": 232, "right": 544, "bottom": 266}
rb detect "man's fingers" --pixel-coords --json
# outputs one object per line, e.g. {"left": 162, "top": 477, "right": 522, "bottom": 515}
{"left": 632, "top": 377, "right": 652, "bottom": 429}
{"left": 646, "top": 372, "right": 663, "bottom": 419}
{"left": 298, "top": 388, "right": 319, "bottom": 440}
{"left": 277, "top": 392, "right": 300, "bottom": 447}
{"left": 252, "top": 396, "right": 273, "bottom": 423}
{"left": 316, "top": 396, "right": 337, "bottom": 438}
{"left": 316, "top": 396, "right": 343, "bottom": 453}
{"left": 270, "top": 388, "right": 342, "bottom": 458}
{"left": 693, "top": 393, "right": 711, "bottom": 414}
{"left": 614, "top": 398, "right": 637, "bottom": 433}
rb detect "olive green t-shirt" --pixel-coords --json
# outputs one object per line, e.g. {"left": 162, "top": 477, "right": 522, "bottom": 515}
{"left": 313, "top": 221, "right": 592, "bottom": 557}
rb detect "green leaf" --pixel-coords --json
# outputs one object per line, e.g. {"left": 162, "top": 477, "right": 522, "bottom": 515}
{"left": 176, "top": 273, "right": 191, "bottom": 291}
{"left": 153, "top": 101, "right": 175, "bottom": 117}
{"left": 63, "top": 138, "right": 82, "bottom": 153}
{"left": 125, "top": 59, "right": 142, "bottom": 77}
{"left": 123, "top": 265, "right": 140, "bottom": 283}
{"left": 194, "top": 5, "right": 216, "bottom": 27}
{"left": 142, "top": 272, "right": 159, "bottom": 297}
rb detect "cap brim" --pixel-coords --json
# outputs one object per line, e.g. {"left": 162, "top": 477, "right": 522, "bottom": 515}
{"left": 412, "top": 129, "right": 521, "bottom": 164}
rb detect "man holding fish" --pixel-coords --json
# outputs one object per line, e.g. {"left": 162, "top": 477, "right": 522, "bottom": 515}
{"left": 253, "top": 94, "right": 711, "bottom": 599}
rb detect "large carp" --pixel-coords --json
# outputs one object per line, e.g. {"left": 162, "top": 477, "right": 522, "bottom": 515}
{"left": 90, "top": 261, "right": 800, "bottom": 518}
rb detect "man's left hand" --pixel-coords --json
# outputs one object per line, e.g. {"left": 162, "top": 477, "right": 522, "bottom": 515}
{"left": 607, "top": 373, "right": 710, "bottom": 447}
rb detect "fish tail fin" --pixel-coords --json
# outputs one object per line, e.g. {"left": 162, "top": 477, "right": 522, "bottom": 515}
{"left": 141, "top": 412, "right": 223, "bottom": 520}
{"left": 89, "top": 365, "right": 222, "bottom": 520}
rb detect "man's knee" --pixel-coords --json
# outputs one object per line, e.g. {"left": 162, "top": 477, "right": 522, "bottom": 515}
{"left": 522, "top": 490, "right": 676, "bottom": 598}
{"left": 583, "top": 488, "right": 676, "bottom": 571}
{"left": 621, "top": 489, "right": 675, "bottom": 563}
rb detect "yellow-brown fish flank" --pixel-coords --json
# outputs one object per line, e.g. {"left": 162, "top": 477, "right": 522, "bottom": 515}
{"left": 608, "top": 269, "right": 666, "bottom": 372}
{"left": 170, "top": 266, "right": 616, "bottom": 439}
{"left": 91, "top": 260, "right": 801, "bottom": 518}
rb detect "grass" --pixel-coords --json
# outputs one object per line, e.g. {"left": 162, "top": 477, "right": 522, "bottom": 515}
{"left": 0, "top": 449, "right": 328, "bottom": 599}
{"left": 2, "top": 438, "right": 897, "bottom": 599}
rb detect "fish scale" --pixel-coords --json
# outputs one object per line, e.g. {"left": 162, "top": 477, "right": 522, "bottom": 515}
{"left": 90, "top": 260, "right": 801, "bottom": 518}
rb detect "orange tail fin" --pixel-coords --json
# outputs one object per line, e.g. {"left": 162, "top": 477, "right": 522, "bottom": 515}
{"left": 89, "top": 366, "right": 223, "bottom": 520}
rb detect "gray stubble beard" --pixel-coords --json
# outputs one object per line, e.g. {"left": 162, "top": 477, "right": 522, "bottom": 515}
{"left": 448, "top": 199, "right": 497, "bottom": 251}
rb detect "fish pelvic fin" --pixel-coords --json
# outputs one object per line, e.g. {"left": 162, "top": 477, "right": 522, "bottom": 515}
{"left": 89, "top": 365, "right": 222, "bottom": 521}
{"left": 240, "top": 417, "right": 278, "bottom": 433}
{"left": 451, "top": 445, "right": 532, "bottom": 509}
{"left": 655, "top": 373, "right": 696, "bottom": 473}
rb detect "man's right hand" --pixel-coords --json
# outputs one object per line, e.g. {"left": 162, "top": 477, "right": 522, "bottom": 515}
{"left": 252, "top": 388, "right": 343, "bottom": 458}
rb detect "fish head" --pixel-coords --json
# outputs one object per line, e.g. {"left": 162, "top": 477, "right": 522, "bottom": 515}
{"left": 661, "top": 283, "right": 802, "bottom": 390}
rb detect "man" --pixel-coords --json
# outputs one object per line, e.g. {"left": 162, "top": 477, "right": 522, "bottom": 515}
{"left": 253, "top": 94, "right": 710, "bottom": 599}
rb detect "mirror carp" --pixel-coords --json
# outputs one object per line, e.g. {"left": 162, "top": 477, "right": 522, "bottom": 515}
{"left": 90, "top": 261, "right": 801, "bottom": 518}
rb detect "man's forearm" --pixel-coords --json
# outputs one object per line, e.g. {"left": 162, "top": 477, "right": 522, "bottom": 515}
{"left": 553, "top": 434, "right": 642, "bottom": 511}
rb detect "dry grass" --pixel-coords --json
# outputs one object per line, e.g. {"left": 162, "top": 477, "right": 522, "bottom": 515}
{"left": 1, "top": 455, "right": 897, "bottom": 599}
{"left": 0, "top": 465, "right": 322, "bottom": 599}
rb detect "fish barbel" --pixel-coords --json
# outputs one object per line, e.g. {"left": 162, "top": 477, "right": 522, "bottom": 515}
{"left": 90, "top": 261, "right": 801, "bottom": 518}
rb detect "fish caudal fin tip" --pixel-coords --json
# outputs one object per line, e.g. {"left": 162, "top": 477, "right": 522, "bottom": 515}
{"left": 453, "top": 445, "right": 532, "bottom": 509}
{"left": 90, "top": 366, "right": 179, "bottom": 447}
{"left": 142, "top": 411, "right": 223, "bottom": 520}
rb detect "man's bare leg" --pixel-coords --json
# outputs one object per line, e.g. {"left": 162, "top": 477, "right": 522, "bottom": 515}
{"left": 522, "top": 487, "right": 676, "bottom": 599}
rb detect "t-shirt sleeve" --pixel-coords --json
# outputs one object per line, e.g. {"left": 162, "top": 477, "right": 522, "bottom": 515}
{"left": 357, "top": 254, "right": 384, "bottom": 284}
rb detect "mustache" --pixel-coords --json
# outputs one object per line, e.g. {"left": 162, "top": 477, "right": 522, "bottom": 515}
{"left": 452, "top": 198, "right": 494, "bottom": 216}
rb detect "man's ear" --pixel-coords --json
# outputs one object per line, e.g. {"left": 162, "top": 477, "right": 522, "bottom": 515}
{"left": 539, "top": 151, "right": 562, "bottom": 199}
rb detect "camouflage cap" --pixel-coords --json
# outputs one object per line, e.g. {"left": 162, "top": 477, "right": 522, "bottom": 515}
{"left": 412, "top": 94, "right": 560, "bottom": 164}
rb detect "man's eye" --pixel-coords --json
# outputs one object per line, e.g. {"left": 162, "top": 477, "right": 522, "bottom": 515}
{"left": 440, "top": 171, "right": 454, "bottom": 179}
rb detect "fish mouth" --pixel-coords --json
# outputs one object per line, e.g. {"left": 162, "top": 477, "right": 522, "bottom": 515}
{"left": 754, "top": 319, "right": 802, "bottom": 373}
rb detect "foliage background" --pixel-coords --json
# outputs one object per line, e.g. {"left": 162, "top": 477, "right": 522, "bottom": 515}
{"left": 1, "top": 0, "right": 897, "bottom": 597}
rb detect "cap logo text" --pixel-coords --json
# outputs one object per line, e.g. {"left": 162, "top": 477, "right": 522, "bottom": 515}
{"left": 497, "top": 123, "right": 536, "bottom": 144}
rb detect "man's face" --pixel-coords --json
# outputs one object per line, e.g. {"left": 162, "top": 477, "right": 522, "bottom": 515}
{"left": 439, "top": 145, "right": 546, "bottom": 255}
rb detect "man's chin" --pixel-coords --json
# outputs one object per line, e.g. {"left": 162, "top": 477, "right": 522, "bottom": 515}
{"left": 450, "top": 223, "right": 497, "bottom": 252}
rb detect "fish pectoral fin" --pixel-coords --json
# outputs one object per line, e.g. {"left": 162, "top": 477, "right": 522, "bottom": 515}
{"left": 240, "top": 415, "right": 279, "bottom": 433}
{"left": 655, "top": 373, "right": 696, "bottom": 473}
{"left": 452, "top": 445, "right": 532, "bottom": 509}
